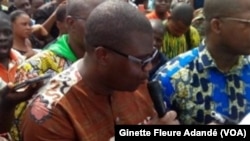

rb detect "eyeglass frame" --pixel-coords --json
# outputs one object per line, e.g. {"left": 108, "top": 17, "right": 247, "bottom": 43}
{"left": 219, "top": 17, "right": 250, "bottom": 25}
{"left": 100, "top": 46, "right": 158, "bottom": 68}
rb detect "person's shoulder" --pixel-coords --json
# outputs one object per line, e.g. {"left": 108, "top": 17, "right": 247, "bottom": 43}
{"left": 17, "top": 50, "right": 57, "bottom": 72}
{"left": 30, "top": 60, "right": 82, "bottom": 109}
{"left": 189, "top": 25, "right": 200, "bottom": 34}
{"left": 154, "top": 48, "right": 199, "bottom": 78}
{"left": 11, "top": 49, "right": 25, "bottom": 64}
{"left": 145, "top": 10, "right": 156, "bottom": 18}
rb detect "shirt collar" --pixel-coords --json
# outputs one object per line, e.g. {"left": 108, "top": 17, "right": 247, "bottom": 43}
{"left": 197, "top": 45, "right": 248, "bottom": 74}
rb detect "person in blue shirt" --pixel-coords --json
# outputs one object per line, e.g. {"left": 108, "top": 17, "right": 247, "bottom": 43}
{"left": 152, "top": 0, "right": 250, "bottom": 125}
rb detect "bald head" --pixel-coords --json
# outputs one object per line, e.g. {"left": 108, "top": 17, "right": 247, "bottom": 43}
{"left": 170, "top": 2, "right": 194, "bottom": 26}
{"left": 203, "top": 0, "right": 245, "bottom": 21}
{"left": 85, "top": 0, "right": 152, "bottom": 50}
{"left": 67, "top": 0, "right": 106, "bottom": 17}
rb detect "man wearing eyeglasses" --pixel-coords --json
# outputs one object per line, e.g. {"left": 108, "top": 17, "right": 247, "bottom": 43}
{"left": 21, "top": 1, "right": 179, "bottom": 140}
{"left": 11, "top": 0, "right": 108, "bottom": 140}
{"left": 152, "top": 0, "right": 250, "bottom": 125}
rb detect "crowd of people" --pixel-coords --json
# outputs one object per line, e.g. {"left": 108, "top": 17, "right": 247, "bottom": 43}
{"left": 0, "top": 0, "right": 250, "bottom": 141}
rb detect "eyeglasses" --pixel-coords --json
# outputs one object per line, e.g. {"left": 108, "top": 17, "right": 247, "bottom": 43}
{"left": 220, "top": 17, "right": 250, "bottom": 24}
{"left": 102, "top": 46, "right": 158, "bottom": 68}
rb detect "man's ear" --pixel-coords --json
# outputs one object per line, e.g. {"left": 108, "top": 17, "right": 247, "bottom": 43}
{"left": 210, "top": 18, "right": 222, "bottom": 34}
{"left": 65, "top": 16, "right": 74, "bottom": 30}
{"left": 94, "top": 47, "right": 109, "bottom": 66}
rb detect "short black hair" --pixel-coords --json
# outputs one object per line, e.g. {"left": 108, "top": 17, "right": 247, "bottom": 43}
{"left": 203, "top": 0, "right": 244, "bottom": 35}
{"left": 66, "top": 0, "right": 106, "bottom": 17}
{"left": 9, "top": 9, "right": 27, "bottom": 22}
{"left": 85, "top": 0, "right": 153, "bottom": 51}
{"left": 170, "top": 2, "right": 194, "bottom": 26}
{"left": 204, "top": 0, "right": 242, "bottom": 21}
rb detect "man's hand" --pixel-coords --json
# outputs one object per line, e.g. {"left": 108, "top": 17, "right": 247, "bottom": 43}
{"left": 0, "top": 81, "right": 43, "bottom": 107}
{"left": 0, "top": 81, "right": 43, "bottom": 133}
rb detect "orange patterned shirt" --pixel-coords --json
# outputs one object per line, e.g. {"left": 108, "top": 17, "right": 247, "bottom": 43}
{"left": 21, "top": 59, "right": 156, "bottom": 141}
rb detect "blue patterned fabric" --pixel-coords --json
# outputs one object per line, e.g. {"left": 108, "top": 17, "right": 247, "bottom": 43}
{"left": 152, "top": 45, "right": 250, "bottom": 124}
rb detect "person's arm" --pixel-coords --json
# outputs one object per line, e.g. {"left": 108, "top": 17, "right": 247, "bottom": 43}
{"left": 32, "top": 24, "right": 48, "bottom": 39}
{"left": 21, "top": 95, "right": 75, "bottom": 140}
{"left": 0, "top": 82, "right": 42, "bottom": 133}
{"left": 0, "top": 85, "right": 15, "bottom": 133}
{"left": 15, "top": 50, "right": 61, "bottom": 83}
{"left": 41, "top": 1, "right": 66, "bottom": 35}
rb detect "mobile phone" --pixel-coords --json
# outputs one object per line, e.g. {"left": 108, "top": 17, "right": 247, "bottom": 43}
{"left": 14, "top": 73, "right": 52, "bottom": 90}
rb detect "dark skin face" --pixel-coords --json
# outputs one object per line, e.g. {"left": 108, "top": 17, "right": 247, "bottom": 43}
{"left": 155, "top": 0, "right": 172, "bottom": 14}
{"left": 31, "top": 0, "right": 45, "bottom": 14}
{"left": 167, "top": 19, "right": 189, "bottom": 37}
{"left": 14, "top": 0, "right": 32, "bottom": 15}
{"left": 66, "top": 10, "right": 88, "bottom": 59}
{"left": 205, "top": 0, "right": 250, "bottom": 72}
{"left": 216, "top": 12, "right": 250, "bottom": 55}
{"left": 98, "top": 31, "right": 154, "bottom": 92}
{"left": 153, "top": 31, "right": 164, "bottom": 50}
{"left": 12, "top": 13, "right": 32, "bottom": 39}
{"left": 0, "top": 19, "right": 13, "bottom": 62}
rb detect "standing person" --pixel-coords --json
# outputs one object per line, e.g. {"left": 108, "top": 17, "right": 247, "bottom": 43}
{"left": 161, "top": 2, "right": 200, "bottom": 59}
{"left": 21, "top": 1, "right": 179, "bottom": 140}
{"left": 146, "top": 0, "right": 172, "bottom": 20}
{"left": 152, "top": 0, "right": 250, "bottom": 124}
{"left": 148, "top": 19, "right": 168, "bottom": 80}
{"left": 30, "top": 0, "right": 45, "bottom": 17}
{"left": 10, "top": 10, "right": 38, "bottom": 59}
{"left": 191, "top": 8, "right": 205, "bottom": 42}
{"left": 43, "top": 3, "right": 67, "bottom": 49}
{"left": 11, "top": 0, "right": 101, "bottom": 140}
{"left": 0, "top": 11, "right": 40, "bottom": 141}
{"left": 13, "top": 0, "right": 32, "bottom": 16}
{"left": 33, "top": 0, "right": 65, "bottom": 43}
